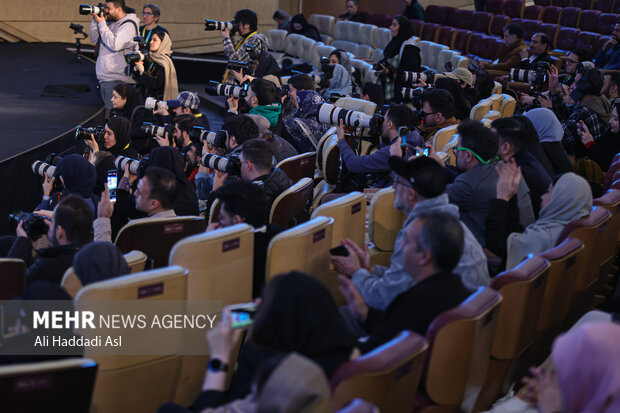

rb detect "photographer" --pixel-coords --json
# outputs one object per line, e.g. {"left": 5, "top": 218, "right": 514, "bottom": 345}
{"left": 168, "top": 114, "right": 199, "bottom": 154}
{"left": 155, "top": 91, "right": 210, "bottom": 129}
{"left": 282, "top": 90, "right": 329, "bottom": 153}
{"left": 109, "top": 83, "right": 158, "bottom": 154}
{"left": 221, "top": 9, "right": 269, "bottom": 83}
{"left": 85, "top": 117, "right": 139, "bottom": 160}
{"left": 133, "top": 31, "right": 178, "bottom": 101}
{"left": 229, "top": 78, "right": 282, "bottom": 129}
{"left": 443, "top": 67, "right": 477, "bottom": 109}
{"left": 545, "top": 65, "right": 612, "bottom": 156}
{"left": 139, "top": 3, "right": 168, "bottom": 42}
{"left": 8, "top": 195, "right": 93, "bottom": 286}
{"left": 595, "top": 22, "right": 620, "bottom": 70}
{"left": 518, "top": 33, "right": 553, "bottom": 70}
{"left": 562, "top": 48, "right": 590, "bottom": 88}
{"left": 322, "top": 64, "right": 353, "bottom": 100}
{"left": 418, "top": 89, "right": 460, "bottom": 141}
{"left": 434, "top": 74, "right": 473, "bottom": 121}
{"left": 89, "top": 0, "right": 141, "bottom": 111}
{"left": 328, "top": 49, "right": 356, "bottom": 92}
{"left": 222, "top": 114, "right": 260, "bottom": 157}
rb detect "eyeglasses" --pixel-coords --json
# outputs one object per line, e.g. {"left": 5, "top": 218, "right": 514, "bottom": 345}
{"left": 452, "top": 146, "right": 495, "bottom": 165}
{"left": 419, "top": 111, "right": 437, "bottom": 118}
{"left": 142, "top": 11, "right": 153, "bottom": 15}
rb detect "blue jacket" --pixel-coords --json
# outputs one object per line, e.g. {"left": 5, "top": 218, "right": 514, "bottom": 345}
{"left": 595, "top": 43, "right": 620, "bottom": 70}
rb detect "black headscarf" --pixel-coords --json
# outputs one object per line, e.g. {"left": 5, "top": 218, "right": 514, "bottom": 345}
{"left": 289, "top": 14, "right": 321, "bottom": 42}
{"left": 106, "top": 117, "right": 132, "bottom": 156}
{"left": 255, "top": 52, "right": 281, "bottom": 78}
{"left": 111, "top": 83, "right": 142, "bottom": 120}
{"left": 57, "top": 154, "right": 97, "bottom": 199}
{"left": 404, "top": 0, "right": 423, "bottom": 19}
{"left": 383, "top": 15, "right": 415, "bottom": 59}
{"left": 73, "top": 242, "right": 130, "bottom": 286}
{"left": 149, "top": 147, "right": 199, "bottom": 216}
{"left": 250, "top": 271, "right": 356, "bottom": 377}
{"left": 512, "top": 115, "right": 556, "bottom": 177}
{"left": 435, "top": 77, "right": 471, "bottom": 120}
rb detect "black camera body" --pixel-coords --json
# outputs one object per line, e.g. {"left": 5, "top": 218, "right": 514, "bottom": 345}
{"left": 373, "top": 58, "right": 391, "bottom": 72}
{"left": 75, "top": 126, "right": 105, "bottom": 147}
{"left": 79, "top": 3, "right": 105, "bottom": 15}
{"left": 201, "top": 153, "right": 241, "bottom": 176}
{"left": 227, "top": 60, "right": 255, "bottom": 76}
{"left": 401, "top": 86, "right": 428, "bottom": 109}
{"left": 8, "top": 212, "right": 48, "bottom": 240}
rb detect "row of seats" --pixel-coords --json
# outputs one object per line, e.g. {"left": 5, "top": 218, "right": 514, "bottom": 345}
{"left": 533, "top": 0, "right": 620, "bottom": 13}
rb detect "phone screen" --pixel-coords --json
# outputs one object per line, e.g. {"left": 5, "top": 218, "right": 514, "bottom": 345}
{"left": 416, "top": 148, "right": 430, "bottom": 157}
{"left": 230, "top": 303, "right": 257, "bottom": 329}
{"left": 107, "top": 170, "right": 118, "bottom": 202}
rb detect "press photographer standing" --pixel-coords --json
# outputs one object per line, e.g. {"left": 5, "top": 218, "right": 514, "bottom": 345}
{"left": 89, "top": 0, "right": 141, "bottom": 111}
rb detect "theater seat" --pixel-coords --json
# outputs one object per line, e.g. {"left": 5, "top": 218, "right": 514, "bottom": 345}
{"left": 453, "top": 29, "right": 473, "bottom": 53}
{"left": 559, "top": 7, "right": 581, "bottom": 28}
{"left": 337, "top": 399, "right": 379, "bottom": 413}
{"left": 351, "top": 58, "right": 374, "bottom": 83}
{"left": 470, "top": 100, "right": 493, "bottom": 121}
{"left": 518, "top": 19, "right": 542, "bottom": 42}
{"left": 359, "top": 24, "right": 375, "bottom": 47}
{"left": 555, "top": 27, "right": 581, "bottom": 52}
{"left": 490, "top": 15, "right": 511, "bottom": 37}
{"left": 431, "top": 125, "right": 459, "bottom": 155}
{"left": 0, "top": 258, "right": 25, "bottom": 300}
{"left": 427, "top": 43, "right": 449, "bottom": 69}
{"left": 266, "top": 29, "right": 287, "bottom": 52}
{"left": 372, "top": 27, "right": 392, "bottom": 50}
{"left": 524, "top": 5, "right": 543, "bottom": 20}
{"left": 314, "top": 44, "right": 337, "bottom": 69}
{"left": 114, "top": 216, "right": 206, "bottom": 268}
{"left": 467, "top": 33, "right": 487, "bottom": 58}
{"left": 573, "top": 0, "right": 594, "bottom": 10}
{"left": 485, "top": 0, "right": 504, "bottom": 15}
{"left": 298, "top": 36, "right": 318, "bottom": 64}
{"left": 437, "top": 26, "right": 457, "bottom": 48}
{"left": 284, "top": 33, "right": 306, "bottom": 59}
{"left": 598, "top": 13, "right": 617, "bottom": 34}
{"left": 420, "top": 23, "right": 440, "bottom": 42}
{"left": 552, "top": 0, "right": 571, "bottom": 6}
{"left": 539, "top": 23, "right": 559, "bottom": 46}
{"left": 614, "top": 0, "right": 620, "bottom": 13}
{"left": 368, "top": 188, "right": 406, "bottom": 267}
{"left": 366, "top": 13, "right": 392, "bottom": 28}
{"left": 414, "top": 287, "right": 502, "bottom": 413}
{"left": 596, "top": 35, "right": 613, "bottom": 53}
{"left": 594, "top": 0, "right": 614, "bottom": 12}
{"left": 276, "top": 152, "right": 317, "bottom": 183}
{"left": 347, "top": 22, "right": 363, "bottom": 43}
{"left": 425, "top": 5, "right": 443, "bottom": 24}
{"left": 410, "top": 19, "right": 424, "bottom": 37}
{"left": 483, "top": 110, "right": 501, "bottom": 121}
{"left": 472, "top": 11, "right": 493, "bottom": 34}
{"left": 541, "top": 6, "right": 562, "bottom": 24}
{"left": 331, "top": 331, "right": 428, "bottom": 412}
{"left": 270, "top": 177, "right": 313, "bottom": 229}
{"left": 309, "top": 14, "right": 335, "bottom": 40}
{"left": 575, "top": 31, "right": 601, "bottom": 56}
{"left": 579, "top": 10, "right": 602, "bottom": 33}
{"left": 311, "top": 191, "right": 366, "bottom": 250}
{"left": 500, "top": 94, "right": 517, "bottom": 117}
{"left": 0, "top": 358, "right": 98, "bottom": 412}
{"left": 453, "top": 9, "right": 475, "bottom": 30}
{"left": 535, "top": 0, "right": 550, "bottom": 4}
{"left": 437, "top": 49, "right": 457, "bottom": 70}
{"left": 503, "top": 0, "right": 525, "bottom": 18}
{"left": 333, "top": 21, "right": 350, "bottom": 41}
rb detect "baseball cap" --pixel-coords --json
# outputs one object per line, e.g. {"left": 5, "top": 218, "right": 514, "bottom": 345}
{"left": 444, "top": 67, "right": 474, "bottom": 87}
{"left": 388, "top": 155, "right": 446, "bottom": 199}
{"left": 166, "top": 91, "right": 200, "bottom": 110}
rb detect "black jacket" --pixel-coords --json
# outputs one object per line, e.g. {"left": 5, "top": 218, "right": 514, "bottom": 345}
{"left": 519, "top": 52, "right": 554, "bottom": 70}
{"left": 585, "top": 131, "right": 620, "bottom": 171}
{"left": 514, "top": 150, "right": 552, "bottom": 217}
{"left": 268, "top": 134, "right": 298, "bottom": 163}
{"left": 136, "top": 60, "right": 165, "bottom": 100}
{"left": 254, "top": 167, "right": 293, "bottom": 212}
{"left": 359, "top": 271, "right": 471, "bottom": 353}
{"left": 542, "top": 142, "right": 574, "bottom": 175}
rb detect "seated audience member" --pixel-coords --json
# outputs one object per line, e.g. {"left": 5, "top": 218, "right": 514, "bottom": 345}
{"left": 434, "top": 76, "right": 472, "bottom": 121}
{"left": 288, "top": 14, "right": 321, "bottom": 42}
{"left": 288, "top": 73, "right": 316, "bottom": 94}
{"left": 155, "top": 91, "right": 210, "bottom": 129}
{"left": 403, "top": 0, "right": 426, "bottom": 21}
{"left": 73, "top": 241, "right": 130, "bottom": 286}
{"left": 338, "top": 0, "right": 365, "bottom": 22}
{"left": 164, "top": 113, "right": 198, "bottom": 155}
{"left": 602, "top": 71, "right": 620, "bottom": 104}
{"left": 230, "top": 78, "right": 282, "bottom": 129}
{"left": 337, "top": 104, "right": 423, "bottom": 188}
{"left": 328, "top": 50, "right": 356, "bottom": 90}
{"left": 8, "top": 195, "right": 93, "bottom": 285}
{"left": 492, "top": 117, "right": 552, "bottom": 216}
{"left": 323, "top": 64, "right": 353, "bottom": 100}
{"left": 224, "top": 271, "right": 357, "bottom": 402}
{"left": 478, "top": 23, "right": 526, "bottom": 72}
{"left": 473, "top": 68, "right": 495, "bottom": 102}
{"left": 447, "top": 121, "right": 535, "bottom": 246}
{"left": 282, "top": 90, "right": 329, "bottom": 153}
{"left": 37, "top": 154, "right": 98, "bottom": 215}
{"left": 272, "top": 9, "right": 292, "bottom": 31}
{"left": 210, "top": 180, "right": 281, "bottom": 297}
{"left": 223, "top": 114, "right": 260, "bottom": 157}
{"left": 86, "top": 116, "right": 139, "bottom": 160}
{"left": 213, "top": 139, "right": 292, "bottom": 210}
{"left": 511, "top": 114, "right": 557, "bottom": 177}
{"left": 149, "top": 146, "right": 200, "bottom": 215}
{"left": 248, "top": 114, "right": 298, "bottom": 163}
{"left": 595, "top": 22, "right": 620, "bottom": 70}
{"left": 524, "top": 108, "right": 574, "bottom": 175}
{"left": 132, "top": 31, "right": 178, "bottom": 101}
{"left": 578, "top": 101, "right": 620, "bottom": 171}
{"left": 332, "top": 156, "right": 489, "bottom": 312}
{"left": 419, "top": 89, "right": 460, "bottom": 141}
{"left": 139, "top": 3, "right": 168, "bottom": 41}
{"left": 562, "top": 48, "right": 591, "bottom": 88}
{"left": 444, "top": 67, "right": 477, "bottom": 107}
{"left": 110, "top": 83, "right": 142, "bottom": 120}
{"left": 360, "top": 82, "right": 385, "bottom": 107}
{"left": 338, "top": 211, "right": 472, "bottom": 352}
{"left": 546, "top": 65, "right": 611, "bottom": 156}
{"left": 95, "top": 166, "right": 178, "bottom": 242}
{"left": 377, "top": 15, "right": 420, "bottom": 102}
{"left": 518, "top": 32, "right": 553, "bottom": 69}
{"left": 486, "top": 164, "right": 592, "bottom": 269}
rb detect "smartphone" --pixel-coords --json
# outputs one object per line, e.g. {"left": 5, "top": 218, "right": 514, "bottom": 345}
{"left": 106, "top": 170, "right": 118, "bottom": 203}
{"left": 416, "top": 148, "right": 430, "bottom": 157}
{"left": 330, "top": 244, "right": 350, "bottom": 257}
{"left": 229, "top": 303, "right": 257, "bottom": 329}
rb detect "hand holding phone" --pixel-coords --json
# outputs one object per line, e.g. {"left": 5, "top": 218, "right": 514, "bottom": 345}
{"left": 106, "top": 170, "right": 118, "bottom": 203}
{"left": 229, "top": 303, "right": 257, "bottom": 329}
{"left": 415, "top": 147, "right": 430, "bottom": 157}
{"left": 330, "top": 244, "right": 350, "bottom": 257}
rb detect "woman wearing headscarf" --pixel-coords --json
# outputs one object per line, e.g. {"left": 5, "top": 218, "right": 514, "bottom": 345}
{"left": 110, "top": 83, "right": 142, "bottom": 120}
{"left": 133, "top": 31, "right": 179, "bottom": 101}
{"left": 73, "top": 242, "right": 130, "bottom": 286}
{"left": 376, "top": 15, "right": 420, "bottom": 102}
{"left": 37, "top": 154, "right": 98, "bottom": 214}
{"left": 282, "top": 90, "right": 329, "bottom": 153}
{"left": 322, "top": 64, "right": 353, "bottom": 100}
{"left": 524, "top": 108, "right": 574, "bottom": 175}
{"left": 577, "top": 100, "right": 620, "bottom": 171}
{"left": 329, "top": 49, "right": 357, "bottom": 92}
{"left": 273, "top": 10, "right": 292, "bottom": 31}
{"left": 226, "top": 271, "right": 358, "bottom": 402}
{"left": 486, "top": 164, "right": 592, "bottom": 270}
{"left": 403, "top": 0, "right": 427, "bottom": 21}
{"left": 85, "top": 117, "right": 139, "bottom": 165}
{"left": 511, "top": 114, "right": 556, "bottom": 177}
{"left": 288, "top": 14, "right": 321, "bottom": 42}
{"left": 149, "top": 146, "right": 200, "bottom": 216}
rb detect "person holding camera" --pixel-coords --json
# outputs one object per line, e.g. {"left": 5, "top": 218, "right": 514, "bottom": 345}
{"left": 154, "top": 91, "right": 210, "bottom": 129}
{"left": 418, "top": 89, "right": 460, "bottom": 141}
{"left": 85, "top": 117, "right": 140, "bottom": 160}
{"left": 89, "top": 0, "right": 141, "bottom": 111}
{"left": 8, "top": 195, "right": 93, "bottom": 286}
{"left": 595, "top": 22, "right": 620, "bottom": 70}
{"left": 221, "top": 9, "right": 269, "bottom": 84}
{"left": 139, "top": 3, "right": 168, "bottom": 42}
{"left": 133, "top": 31, "right": 178, "bottom": 101}
{"left": 228, "top": 79, "right": 282, "bottom": 129}
{"left": 282, "top": 90, "right": 329, "bottom": 153}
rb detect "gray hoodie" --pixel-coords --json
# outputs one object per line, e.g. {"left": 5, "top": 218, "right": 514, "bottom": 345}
{"left": 352, "top": 193, "right": 490, "bottom": 311}
{"left": 90, "top": 12, "right": 140, "bottom": 83}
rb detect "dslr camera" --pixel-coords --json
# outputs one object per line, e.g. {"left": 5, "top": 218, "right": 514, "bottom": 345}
{"left": 125, "top": 36, "right": 149, "bottom": 64}
{"left": 400, "top": 70, "right": 435, "bottom": 85}
{"left": 79, "top": 3, "right": 105, "bottom": 15}
{"left": 317, "top": 103, "right": 383, "bottom": 136}
{"left": 31, "top": 161, "right": 58, "bottom": 179}
{"left": 227, "top": 60, "right": 255, "bottom": 76}
{"left": 401, "top": 86, "right": 428, "bottom": 109}
{"left": 201, "top": 153, "right": 241, "bottom": 176}
{"left": 189, "top": 127, "right": 227, "bottom": 148}
{"left": 205, "top": 19, "right": 238, "bottom": 33}
{"left": 141, "top": 122, "right": 173, "bottom": 138}
{"left": 508, "top": 61, "right": 550, "bottom": 89}
{"left": 8, "top": 212, "right": 49, "bottom": 241}
{"left": 205, "top": 81, "right": 249, "bottom": 98}
{"left": 115, "top": 155, "right": 149, "bottom": 177}
{"left": 372, "top": 58, "right": 391, "bottom": 72}
{"left": 75, "top": 126, "right": 105, "bottom": 146}
{"left": 145, "top": 97, "right": 168, "bottom": 111}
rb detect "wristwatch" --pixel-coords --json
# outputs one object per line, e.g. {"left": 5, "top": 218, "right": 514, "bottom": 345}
{"left": 207, "top": 358, "right": 229, "bottom": 373}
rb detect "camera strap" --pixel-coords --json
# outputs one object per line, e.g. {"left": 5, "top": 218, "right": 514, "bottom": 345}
{"left": 223, "top": 31, "right": 258, "bottom": 83}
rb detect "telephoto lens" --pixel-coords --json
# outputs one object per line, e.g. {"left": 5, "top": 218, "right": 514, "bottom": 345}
{"left": 201, "top": 153, "right": 241, "bottom": 176}
{"left": 31, "top": 161, "right": 57, "bottom": 178}
{"left": 508, "top": 68, "right": 530, "bottom": 83}
{"left": 75, "top": 126, "right": 105, "bottom": 141}
{"left": 125, "top": 51, "right": 146, "bottom": 65}
{"left": 204, "top": 20, "right": 237, "bottom": 32}
{"left": 399, "top": 70, "right": 435, "bottom": 84}
{"left": 114, "top": 156, "right": 140, "bottom": 175}
{"left": 141, "top": 122, "right": 173, "bottom": 138}
{"left": 144, "top": 97, "right": 168, "bottom": 111}
{"left": 204, "top": 81, "right": 249, "bottom": 98}
{"left": 316, "top": 103, "right": 373, "bottom": 128}
{"left": 189, "top": 127, "right": 228, "bottom": 148}
{"left": 79, "top": 3, "right": 104, "bottom": 15}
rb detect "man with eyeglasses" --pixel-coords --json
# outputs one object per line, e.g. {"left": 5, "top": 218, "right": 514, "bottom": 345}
{"left": 418, "top": 89, "right": 459, "bottom": 142}
{"left": 477, "top": 23, "right": 526, "bottom": 73}
{"left": 447, "top": 120, "right": 534, "bottom": 246}
{"left": 139, "top": 4, "right": 168, "bottom": 43}
{"left": 596, "top": 23, "right": 620, "bottom": 70}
